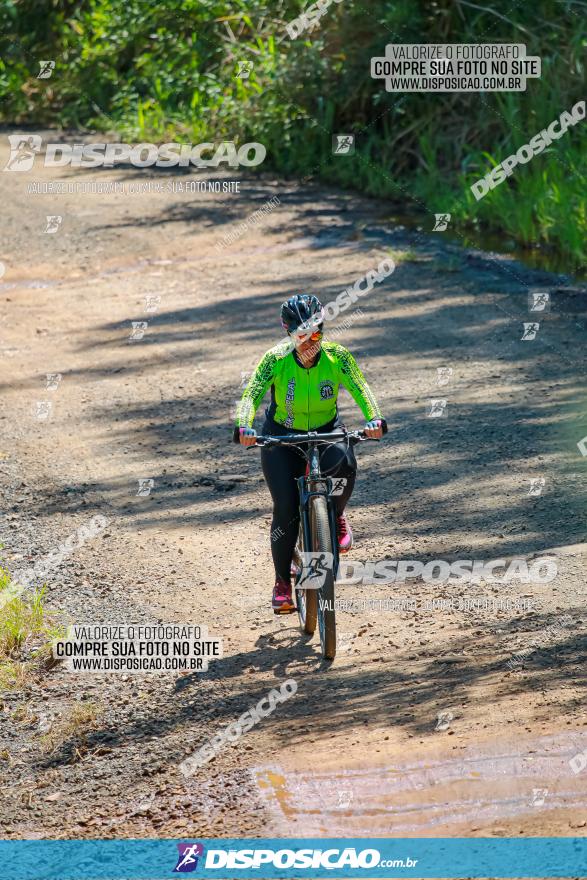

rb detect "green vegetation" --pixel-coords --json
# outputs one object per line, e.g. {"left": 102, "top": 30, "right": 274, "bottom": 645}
{"left": 0, "top": 569, "right": 64, "bottom": 689}
{"left": 388, "top": 248, "right": 429, "bottom": 265}
{"left": 0, "top": 0, "right": 585, "bottom": 268}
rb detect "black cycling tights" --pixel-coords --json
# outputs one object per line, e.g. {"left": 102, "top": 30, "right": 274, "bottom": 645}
{"left": 260, "top": 418, "right": 357, "bottom": 581}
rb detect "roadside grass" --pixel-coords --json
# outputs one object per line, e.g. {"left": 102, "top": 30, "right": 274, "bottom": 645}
{"left": 0, "top": 567, "right": 102, "bottom": 761}
{"left": 388, "top": 248, "right": 429, "bottom": 264}
{"left": 0, "top": 567, "right": 65, "bottom": 690}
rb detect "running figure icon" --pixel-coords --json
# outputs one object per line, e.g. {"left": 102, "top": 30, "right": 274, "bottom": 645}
{"left": 299, "top": 552, "right": 332, "bottom": 589}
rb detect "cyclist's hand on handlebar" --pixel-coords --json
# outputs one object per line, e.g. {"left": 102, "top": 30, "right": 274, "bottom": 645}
{"left": 239, "top": 427, "right": 257, "bottom": 447}
{"left": 364, "top": 418, "right": 384, "bottom": 439}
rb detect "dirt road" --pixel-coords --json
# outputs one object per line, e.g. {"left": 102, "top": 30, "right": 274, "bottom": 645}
{"left": 1, "top": 131, "right": 586, "bottom": 839}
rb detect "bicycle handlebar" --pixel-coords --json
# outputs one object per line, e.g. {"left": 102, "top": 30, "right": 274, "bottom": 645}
{"left": 251, "top": 428, "right": 376, "bottom": 448}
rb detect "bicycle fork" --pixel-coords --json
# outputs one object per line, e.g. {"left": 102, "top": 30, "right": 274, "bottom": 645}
{"left": 296, "top": 445, "right": 340, "bottom": 580}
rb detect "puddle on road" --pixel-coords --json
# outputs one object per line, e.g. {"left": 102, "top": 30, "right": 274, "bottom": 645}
{"left": 382, "top": 210, "right": 586, "bottom": 281}
{"left": 255, "top": 732, "right": 587, "bottom": 834}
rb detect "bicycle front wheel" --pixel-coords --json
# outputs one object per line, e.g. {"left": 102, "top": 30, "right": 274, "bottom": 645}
{"left": 310, "top": 496, "right": 336, "bottom": 660}
{"left": 294, "top": 524, "right": 317, "bottom": 635}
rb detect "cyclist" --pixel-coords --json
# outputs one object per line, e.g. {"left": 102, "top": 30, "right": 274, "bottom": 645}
{"left": 234, "top": 294, "right": 386, "bottom": 613}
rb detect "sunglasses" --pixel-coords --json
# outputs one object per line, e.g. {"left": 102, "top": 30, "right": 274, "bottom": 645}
{"left": 291, "top": 329, "right": 323, "bottom": 344}
{"left": 290, "top": 316, "right": 323, "bottom": 343}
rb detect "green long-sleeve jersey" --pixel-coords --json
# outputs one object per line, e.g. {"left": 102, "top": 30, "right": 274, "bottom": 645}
{"left": 236, "top": 341, "right": 382, "bottom": 431}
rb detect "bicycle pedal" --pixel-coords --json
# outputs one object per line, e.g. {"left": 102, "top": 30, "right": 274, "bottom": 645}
{"left": 273, "top": 605, "right": 296, "bottom": 615}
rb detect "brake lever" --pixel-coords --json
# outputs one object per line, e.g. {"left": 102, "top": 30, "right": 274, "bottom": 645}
{"left": 355, "top": 433, "right": 380, "bottom": 443}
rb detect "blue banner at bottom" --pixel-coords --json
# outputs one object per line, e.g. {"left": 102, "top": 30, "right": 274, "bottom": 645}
{"left": 1, "top": 838, "right": 587, "bottom": 879}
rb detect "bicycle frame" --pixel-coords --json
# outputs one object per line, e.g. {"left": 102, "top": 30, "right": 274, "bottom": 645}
{"left": 252, "top": 428, "right": 370, "bottom": 583}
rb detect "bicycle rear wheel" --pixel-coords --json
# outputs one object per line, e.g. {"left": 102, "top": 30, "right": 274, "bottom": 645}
{"left": 311, "top": 496, "right": 336, "bottom": 660}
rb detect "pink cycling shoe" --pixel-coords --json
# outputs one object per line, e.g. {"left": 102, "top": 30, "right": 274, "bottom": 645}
{"left": 336, "top": 512, "right": 354, "bottom": 553}
{"left": 272, "top": 577, "right": 296, "bottom": 614}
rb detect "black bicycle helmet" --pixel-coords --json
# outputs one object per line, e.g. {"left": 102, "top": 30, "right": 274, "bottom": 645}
{"left": 280, "top": 294, "right": 324, "bottom": 332}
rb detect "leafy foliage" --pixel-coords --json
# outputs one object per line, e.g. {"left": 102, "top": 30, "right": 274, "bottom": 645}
{"left": 0, "top": 0, "right": 585, "bottom": 267}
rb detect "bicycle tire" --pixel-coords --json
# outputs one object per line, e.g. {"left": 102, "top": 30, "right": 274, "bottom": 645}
{"left": 294, "top": 525, "right": 317, "bottom": 635}
{"left": 311, "top": 496, "right": 336, "bottom": 660}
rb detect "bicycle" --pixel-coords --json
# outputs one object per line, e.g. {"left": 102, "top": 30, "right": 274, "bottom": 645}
{"left": 251, "top": 428, "right": 378, "bottom": 660}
